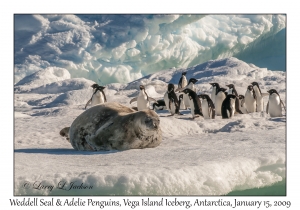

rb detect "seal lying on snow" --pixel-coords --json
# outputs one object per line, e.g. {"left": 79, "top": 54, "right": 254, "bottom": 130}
{"left": 60, "top": 102, "right": 162, "bottom": 151}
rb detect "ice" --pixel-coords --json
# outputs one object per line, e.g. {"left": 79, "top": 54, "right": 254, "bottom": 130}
{"left": 14, "top": 57, "right": 286, "bottom": 195}
{"left": 14, "top": 15, "right": 286, "bottom": 85}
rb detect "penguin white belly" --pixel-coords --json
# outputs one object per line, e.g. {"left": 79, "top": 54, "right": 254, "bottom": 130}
{"left": 215, "top": 93, "right": 226, "bottom": 116}
{"left": 230, "top": 98, "right": 236, "bottom": 118}
{"left": 189, "top": 98, "right": 195, "bottom": 118}
{"left": 239, "top": 99, "right": 248, "bottom": 114}
{"left": 245, "top": 91, "right": 256, "bottom": 113}
{"left": 211, "top": 87, "right": 216, "bottom": 104}
{"left": 180, "top": 76, "right": 188, "bottom": 89}
{"left": 164, "top": 92, "right": 170, "bottom": 110}
{"left": 177, "top": 93, "right": 186, "bottom": 110}
{"left": 183, "top": 93, "right": 190, "bottom": 108}
{"left": 202, "top": 100, "right": 210, "bottom": 119}
{"left": 268, "top": 95, "right": 282, "bottom": 117}
{"left": 253, "top": 86, "right": 264, "bottom": 112}
{"left": 137, "top": 94, "right": 149, "bottom": 111}
{"left": 91, "top": 91, "right": 101, "bottom": 106}
{"left": 169, "top": 101, "right": 176, "bottom": 115}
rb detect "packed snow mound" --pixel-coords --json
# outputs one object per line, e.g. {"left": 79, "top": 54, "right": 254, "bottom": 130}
{"left": 15, "top": 67, "right": 70, "bottom": 89}
{"left": 45, "top": 88, "right": 116, "bottom": 108}
{"left": 17, "top": 78, "right": 95, "bottom": 94}
{"left": 15, "top": 15, "right": 286, "bottom": 84}
{"left": 124, "top": 57, "right": 285, "bottom": 101}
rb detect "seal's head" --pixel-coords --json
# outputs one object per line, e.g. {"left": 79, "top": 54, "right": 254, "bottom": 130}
{"left": 134, "top": 109, "right": 160, "bottom": 132}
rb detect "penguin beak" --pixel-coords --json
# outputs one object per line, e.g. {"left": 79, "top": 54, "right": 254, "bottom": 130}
{"left": 226, "top": 85, "right": 229, "bottom": 87}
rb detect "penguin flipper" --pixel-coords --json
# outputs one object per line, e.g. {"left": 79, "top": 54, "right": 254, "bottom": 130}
{"left": 84, "top": 99, "right": 92, "bottom": 110}
{"left": 148, "top": 97, "right": 157, "bottom": 102}
{"left": 266, "top": 101, "right": 269, "bottom": 114}
{"left": 211, "top": 108, "right": 215, "bottom": 119}
{"left": 280, "top": 100, "right": 286, "bottom": 111}
{"left": 130, "top": 97, "right": 138, "bottom": 104}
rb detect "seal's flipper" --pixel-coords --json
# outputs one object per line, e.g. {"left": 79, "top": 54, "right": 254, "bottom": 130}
{"left": 130, "top": 97, "right": 137, "bottom": 104}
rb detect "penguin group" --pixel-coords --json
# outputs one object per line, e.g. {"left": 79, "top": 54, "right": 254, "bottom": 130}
{"left": 85, "top": 74, "right": 285, "bottom": 119}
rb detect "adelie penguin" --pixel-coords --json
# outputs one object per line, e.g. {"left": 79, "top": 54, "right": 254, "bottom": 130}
{"left": 238, "top": 95, "right": 248, "bottom": 114}
{"left": 251, "top": 82, "right": 267, "bottom": 112}
{"left": 244, "top": 85, "right": 257, "bottom": 113}
{"left": 182, "top": 88, "right": 203, "bottom": 119}
{"left": 215, "top": 87, "right": 227, "bottom": 116}
{"left": 209, "top": 82, "right": 220, "bottom": 105}
{"left": 152, "top": 99, "right": 167, "bottom": 111}
{"left": 226, "top": 84, "right": 243, "bottom": 114}
{"left": 178, "top": 72, "right": 188, "bottom": 109}
{"left": 130, "top": 85, "right": 157, "bottom": 111}
{"left": 177, "top": 78, "right": 198, "bottom": 109}
{"left": 221, "top": 95, "right": 237, "bottom": 119}
{"left": 164, "top": 84, "right": 182, "bottom": 115}
{"left": 266, "top": 89, "right": 286, "bottom": 117}
{"left": 198, "top": 94, "right": 215, "bottom": 119}
{"left": 85, "top": 84, "right": 107, "bottom": 109}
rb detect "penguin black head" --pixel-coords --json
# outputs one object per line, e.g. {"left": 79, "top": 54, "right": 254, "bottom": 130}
{"left": 227, "top": 95, "right": 236, "bottom": 99}
{"left": 182, "top": 72, "right": 187, "bottom": 76}
{"left": 238, "top": 95, "right": 245, "bottom": 100}
{"left": 140, "top": 85, "right": 145, "bottom": 90}
{"left": 251, "top": 82, "right": 259, "bottom": 87}
{"left": 188, "top": 78, "right": 198, "bottom": 84}
{"left": 182, "top": 88, "right": 192, "bottom": 94}
{"left": 267, "top": 89, "right": 279, "bottom": 95}
{"left": 198, "top": 94, "right": 209, "bottom": 100}
{"left": 167, "top": 83, "right": 175, "bottom": 92}
{"left": 217, "top": 87, "right": 227, "bottom": 94}
{"left": 247, "top": 85, "right": 253, "bottom": 91}
{"left": 226, "top": 84, "right": 235, "bottom": 89}
{"left": 91, "top": 83, "right": 100, "bottom": 89}
{"left": 91, "top": 84, "right": 105, "bottom": 90}
{"left": 209, "top": 82, "right": 219, "bottom": 88}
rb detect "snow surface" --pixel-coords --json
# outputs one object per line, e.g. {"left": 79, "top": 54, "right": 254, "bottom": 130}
{"left": 14, "top": 57, "right": 286, "bottom": 195}
{"left": 14, "top": 15, "right": 286, "bottom": 85}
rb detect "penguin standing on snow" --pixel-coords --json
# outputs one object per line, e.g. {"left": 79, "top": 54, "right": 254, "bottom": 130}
{"left": 244, "top": 85, "right": 257, "bottom": 113}
{"left": 182, "top": 88, "right": 203, "bottom": 119}
{"left": 198, "top": 94, "right": 215, "bottom": 119}
{"left": 178, "top": 72, "right": 188, "bottom": 109}
{"left": 266, "top": 89, "right": 286, "bottom": 117}
{"left": 165, "top": 83, "right": 182, "bottom": 115}
{"left": 178, "top": 78, "right": 198, "bottom": 109}
{"left": 152, "top": 99, "right": 167, "bottom": 111}
{"left": 209, "top": 82, "right": 219, "bottom": 105}
{"left": 251, "top": 82, "right": 265, "bottom": 112}
{"left": 85, "top": 84, "right": 107, "bottom": 109}
{"left": 130, "top": 85, "right": 157, "bottom": 111}
{"left": 178, "top": 72, "right": 188, "bottom": 89}
{"left": 215, "top": 87, "right": 227, "bottom": 116}
{"left": 238, "top": 95, "right": 248, "bottom": 114}
{"left": 221, "top": 95, "right": 237, "bottom": 119}
{"left": 226, "top": 84, "right": 243, "bottom": 114}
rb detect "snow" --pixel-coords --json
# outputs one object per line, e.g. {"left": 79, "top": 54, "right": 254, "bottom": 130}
{"left": 14, "top": 57, "right": 286, "bottom": 195}
{"left": 14, "top": 15, "right": 286, "bottom": 85}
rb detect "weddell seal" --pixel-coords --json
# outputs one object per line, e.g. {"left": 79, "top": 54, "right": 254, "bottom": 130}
{"left": 59, "top": 102, "right": 162, "bottom": 151}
